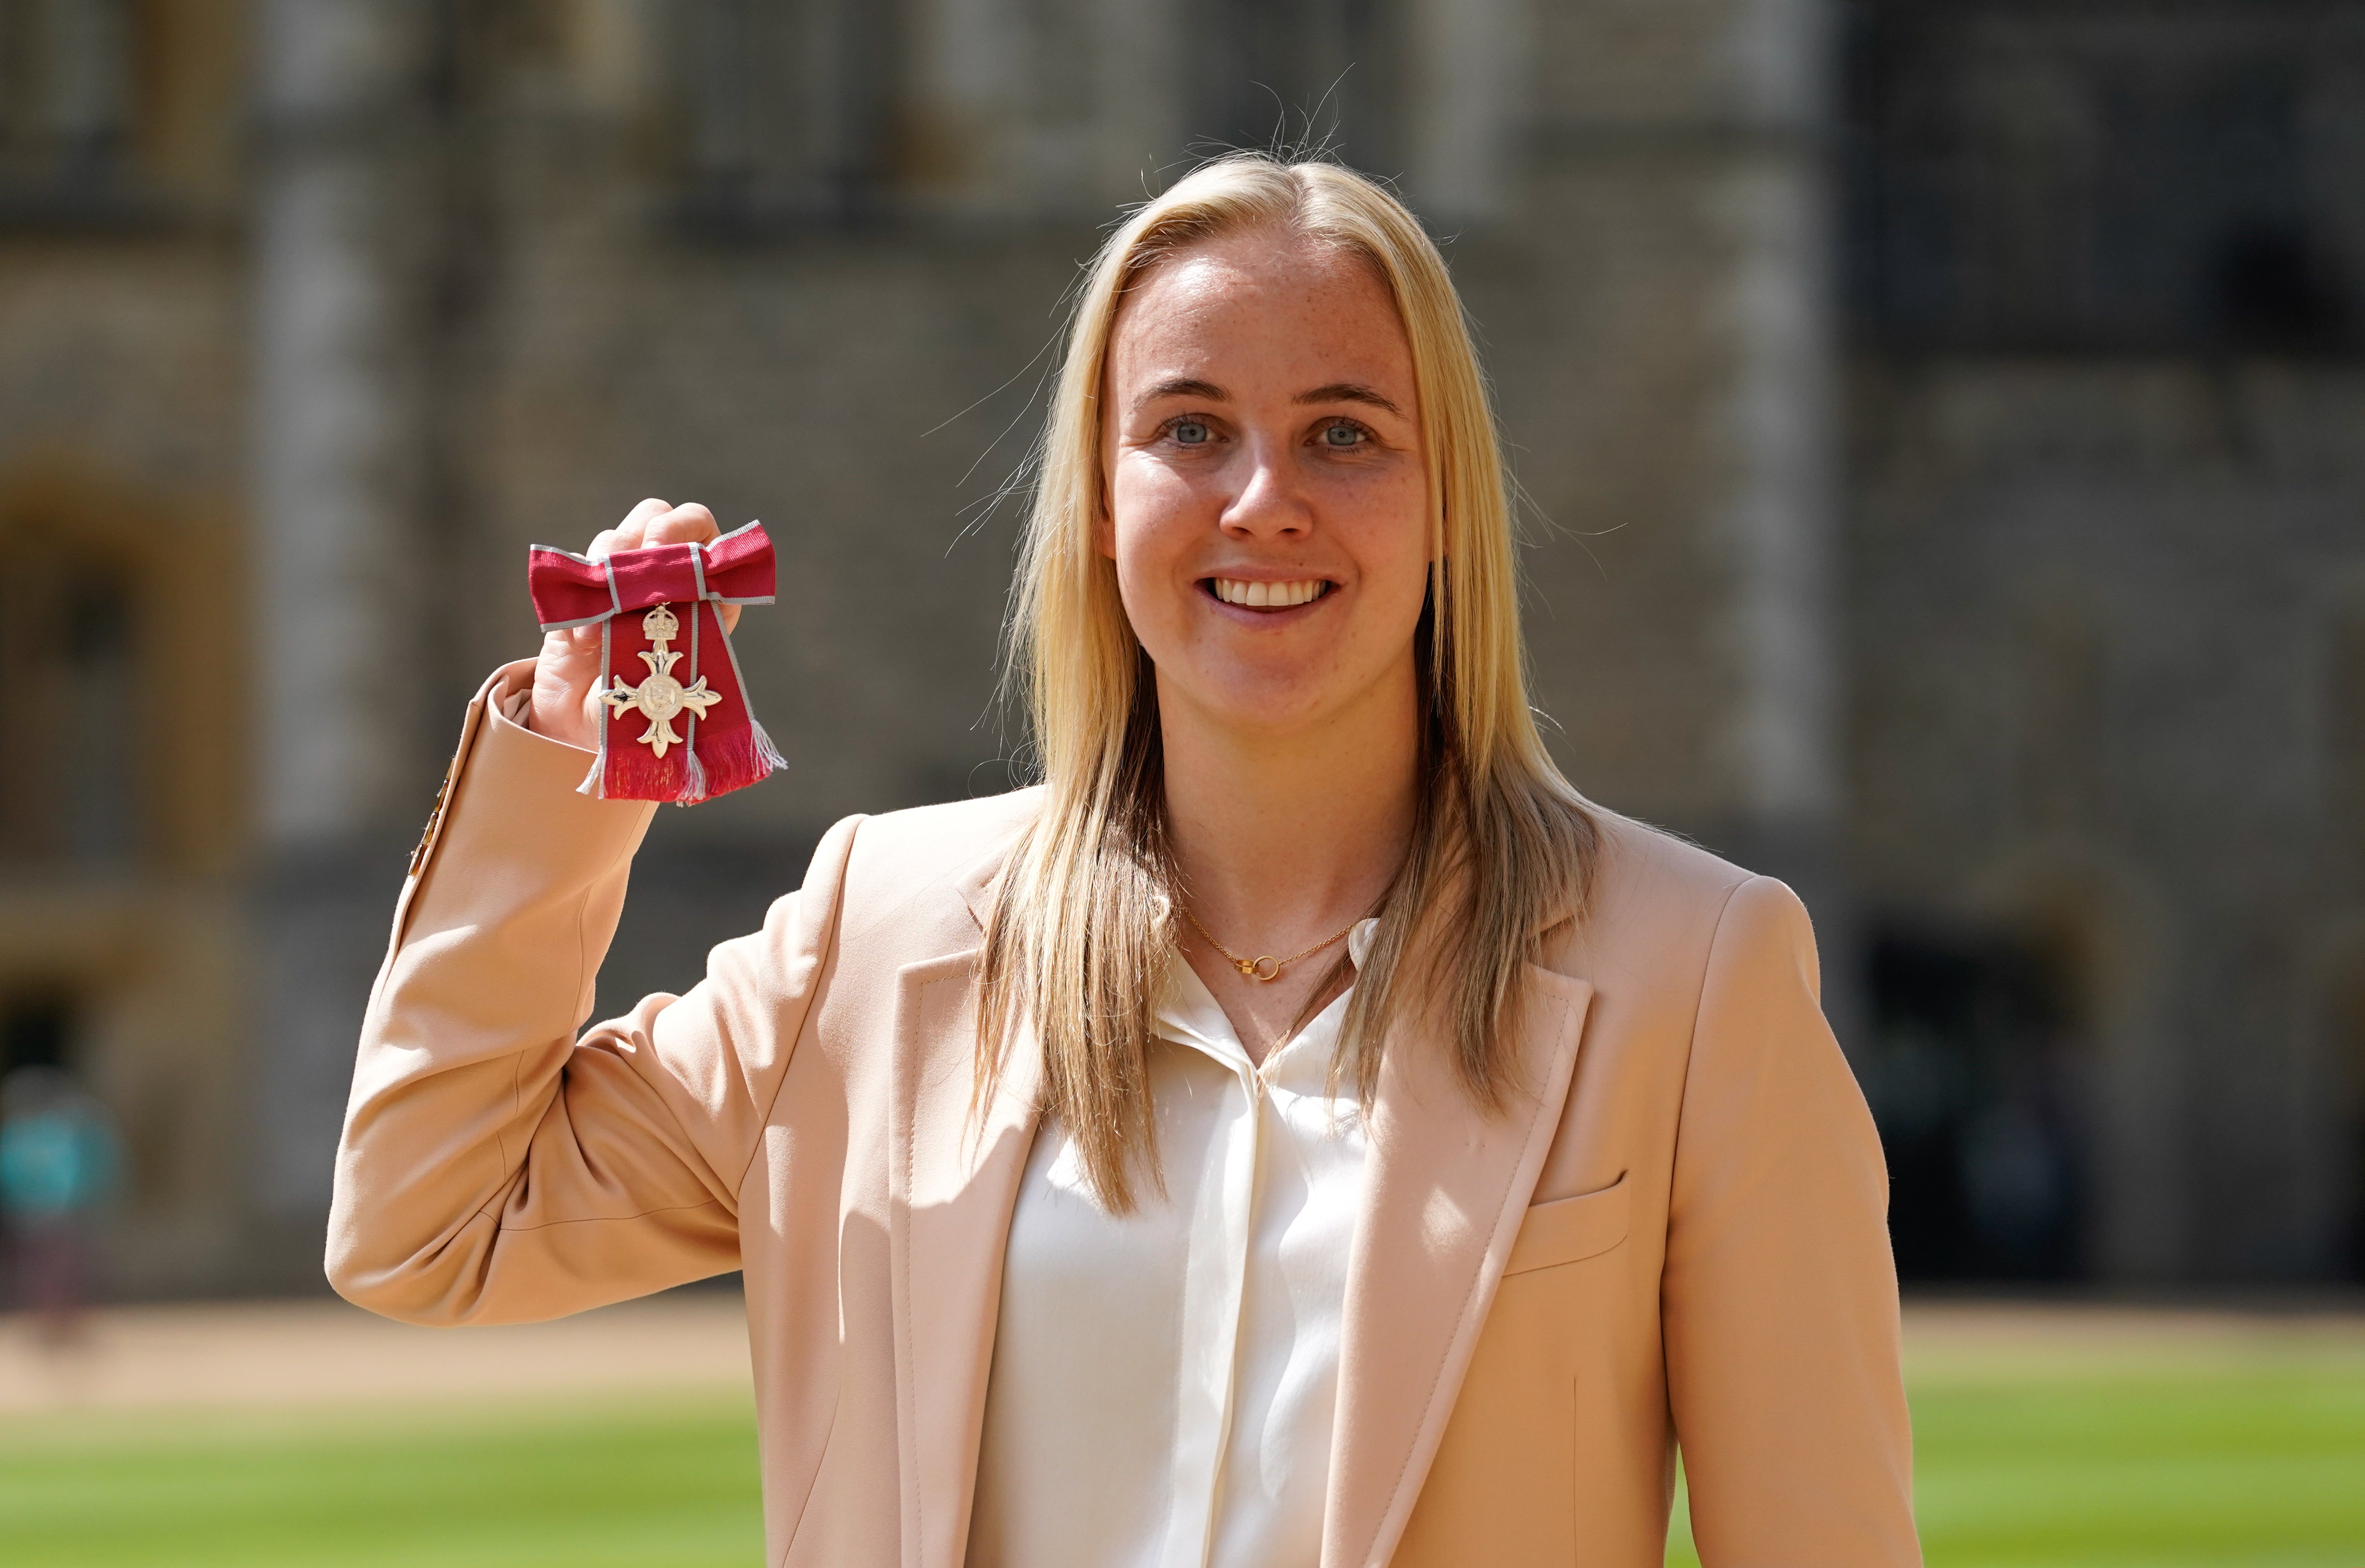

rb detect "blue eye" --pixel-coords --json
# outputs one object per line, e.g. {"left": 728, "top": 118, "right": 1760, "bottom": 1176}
{"left": 1173, "top": 419, "right": 1210, "bottom": 445}
{"left": 1323, "top": 422, "right": 1363, "bottom": 448}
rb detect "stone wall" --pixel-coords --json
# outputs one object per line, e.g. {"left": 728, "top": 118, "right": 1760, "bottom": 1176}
{"left": 0, "top": 0, "right": 2356, "bottom": 1296}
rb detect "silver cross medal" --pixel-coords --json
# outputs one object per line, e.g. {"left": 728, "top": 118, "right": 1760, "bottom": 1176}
{"left": 603, "top": 602, "right": 721, "bottom": 757}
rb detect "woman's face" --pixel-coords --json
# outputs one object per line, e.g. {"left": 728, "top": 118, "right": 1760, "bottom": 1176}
{"left": 1101, "top": 231, "right": 1430, "bottom": 741}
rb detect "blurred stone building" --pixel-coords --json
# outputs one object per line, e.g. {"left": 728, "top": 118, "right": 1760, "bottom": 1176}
{"left": 0, "top": 0, "right": 2358, "bottom": 1295}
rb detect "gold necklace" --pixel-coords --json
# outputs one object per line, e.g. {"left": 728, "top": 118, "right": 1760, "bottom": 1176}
{"left": 1182, "top": 906, "right": 1360, "bottom": 983}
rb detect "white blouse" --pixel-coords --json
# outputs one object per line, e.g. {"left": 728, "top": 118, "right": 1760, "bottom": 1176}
{"left": 966, "top": 922, "right": 1379, "bottom": 1568}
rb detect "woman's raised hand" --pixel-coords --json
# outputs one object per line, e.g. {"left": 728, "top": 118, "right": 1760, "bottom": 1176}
{"left": 527, "top": 499, "right": 742, "bottom": 750}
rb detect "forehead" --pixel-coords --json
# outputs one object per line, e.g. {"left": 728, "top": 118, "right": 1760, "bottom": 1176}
{"left": 1107, "top": 232, "right": 1411, "bottom": 390}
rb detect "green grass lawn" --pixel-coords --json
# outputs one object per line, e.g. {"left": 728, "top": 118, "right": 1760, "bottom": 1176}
{"left": 5, "top": 1328, "right": 2362, "bottom": 1567}
{"left": 1670, "top": 1323, "right": 2365, "bottom": 1567}
{"left": 0, "top": 1398, "right": 765, "bottom": 1568}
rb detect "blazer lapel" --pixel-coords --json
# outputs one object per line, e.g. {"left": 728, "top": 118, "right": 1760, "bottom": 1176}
{"left": 886, "top": 941, "right": 1044, "bottom": 1568}
{"left": 1321, "top": 965, "right": 1596, "bottom": 1568}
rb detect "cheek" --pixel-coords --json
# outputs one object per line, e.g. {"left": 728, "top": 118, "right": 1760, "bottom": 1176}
{"left": 1369, "top": 541, "right": 1433, "bottom": 643}
{"left": 1107, "top": 458, "right": 1201, "bottom": 580}
{"left": 1347, "top": 472, "right": 1435, "bottom": 611}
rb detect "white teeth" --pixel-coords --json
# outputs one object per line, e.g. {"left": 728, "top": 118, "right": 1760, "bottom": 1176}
{"left": 1212, "top": 578, "right": 1326, "bottom": 608}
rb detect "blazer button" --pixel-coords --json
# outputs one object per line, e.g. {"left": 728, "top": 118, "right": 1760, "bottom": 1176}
{"left": 407, "top": 766, "right": 457, "bottom": 880}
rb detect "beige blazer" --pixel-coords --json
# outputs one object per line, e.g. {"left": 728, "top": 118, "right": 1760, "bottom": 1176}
{"left": 329, "top": 663, "right": 1919, "bottom": 1568}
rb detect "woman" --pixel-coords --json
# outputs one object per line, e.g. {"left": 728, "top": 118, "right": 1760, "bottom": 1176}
{"left": 330, "top": 156, "right": 1917, "bottom": 1567}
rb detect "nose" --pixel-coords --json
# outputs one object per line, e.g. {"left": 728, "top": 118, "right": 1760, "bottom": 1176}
{"left": 1217, "top": 435, "right": 1311, "bottom": 539}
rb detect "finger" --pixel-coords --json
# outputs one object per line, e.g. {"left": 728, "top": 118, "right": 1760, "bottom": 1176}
{"left": 584, "top": 527, "right": 623, "bottom": 562}
{"left": 611, "top": 497, "right": 673, "bottom": 553}
{"left": 719, "top": 602, "right": 741, "bottom": 634}
{"left": 543, "top": 620, "right": 600, "bottom": 658}
{"left": 643, "top": 502, "right": 718, "bottom": 548}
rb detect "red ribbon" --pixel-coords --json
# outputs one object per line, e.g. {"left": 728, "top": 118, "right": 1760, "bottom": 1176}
{"left": 525, "top": 521, "right": 783, "bottom": 803}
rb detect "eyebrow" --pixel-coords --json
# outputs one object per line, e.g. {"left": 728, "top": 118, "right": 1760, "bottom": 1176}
{"left": 1134, "top": 376, "right": 1228, "bottom": 412}
{"left": 1294, "top": 382, "right": 1403, "bottom": 416}
{"left": 1131, "top": 377, "right": 1405, "bottom": 417}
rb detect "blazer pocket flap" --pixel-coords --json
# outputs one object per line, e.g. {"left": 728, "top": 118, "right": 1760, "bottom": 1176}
{"left": 1504, "top": 1174, "right": 1631, "bottom": 1275}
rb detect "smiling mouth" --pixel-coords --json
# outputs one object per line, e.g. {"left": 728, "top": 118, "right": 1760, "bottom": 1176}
{"left": 1205, "top": 577, "right": 1334, "bottom": 610}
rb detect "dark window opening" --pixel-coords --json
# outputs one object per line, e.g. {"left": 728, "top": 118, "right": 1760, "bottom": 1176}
{"left": 2345, "top": 979, "right": 2365, "bottom": 1281}
{"left": 671, "top": 0, "right": 903, "bottom": 232}
{"left": 2330, "top": 601, "right": 2365, "bottom": 1279}
{"left": 62, "top": 570, "right": 137, "bottom": 863}
{"left": 0, "top": 553, "right": 142, "bottom": 867}
{"left": 0, "top": 996, "right": 72, "bottom": 1078}
{"left": 0, "top": 0, "right": 145, "bottom": 221}
{"left": 1841, "top": 2, "right": 2358, "bottom": 355}
{"left": 2210, "top": 220, "right": 2348, "bottom": 351}
{"left": 2325, "top": 593, "right": 2365, "bottom": 880}
{"left": 1864, "top": 926, "right": 2090, "bottom": 1282}
{"left": 1184, "top": 0, "right": 1402, "bottom": 178}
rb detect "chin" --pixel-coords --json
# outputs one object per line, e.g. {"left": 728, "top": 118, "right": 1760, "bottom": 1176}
{"left": 1178, "top": 669, "right": 1345, "bottom": 734}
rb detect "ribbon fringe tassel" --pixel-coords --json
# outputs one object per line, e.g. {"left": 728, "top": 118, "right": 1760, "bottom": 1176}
{"left": 587, "top": 726, "right": 780, "bottom": 807}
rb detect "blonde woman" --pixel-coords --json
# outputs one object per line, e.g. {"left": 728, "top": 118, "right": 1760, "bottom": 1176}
{"left": 331, "top": 156, "right": 1917, "bottom": 1567}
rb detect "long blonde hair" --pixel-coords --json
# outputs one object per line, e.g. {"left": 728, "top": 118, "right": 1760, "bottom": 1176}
{"left": 980, "top": 154, "right": 1598, "bottom": 1209}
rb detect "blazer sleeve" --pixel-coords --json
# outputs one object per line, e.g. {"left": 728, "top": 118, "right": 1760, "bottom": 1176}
{"left": 1660, "top": 875, "right": 1921, "bottom": 1565}
{"left": 325, "top": 661, "right": 860, "bottom": 1326}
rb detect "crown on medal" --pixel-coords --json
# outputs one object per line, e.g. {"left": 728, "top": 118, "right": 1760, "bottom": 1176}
{"left": 641, "top": 602, "right": 680, "bottom": 643}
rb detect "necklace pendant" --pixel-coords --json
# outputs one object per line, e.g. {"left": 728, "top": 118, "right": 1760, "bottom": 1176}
{"left": 1248, "top": 955, "right": 1282, "bottom": 982}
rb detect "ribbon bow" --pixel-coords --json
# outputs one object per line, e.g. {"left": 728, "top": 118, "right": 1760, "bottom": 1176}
{"left": 526, "top": 520, "right": 784, "bottom": 803}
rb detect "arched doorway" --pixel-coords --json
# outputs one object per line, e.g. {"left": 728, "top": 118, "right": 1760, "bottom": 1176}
{"left": 0, "top": 459, "right": 245, "bottom": 1296}
{"left": 2335, "top": 970, "right": 2365, "bottom": 1280}
{"left": 1866, "top": 921, "right": 2091, "bottom": 1281}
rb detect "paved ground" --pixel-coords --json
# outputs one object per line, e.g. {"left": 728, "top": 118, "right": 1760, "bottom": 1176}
{"left": 0, "top": 1289, "right": 752, "bottom": 1414}
{"left": 1901, "top": 1296, "right": 2365, "bottom": 1380}
{"left": 3, "top": 1290, "right": 2362, "bottom": 1416}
